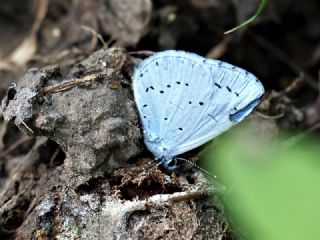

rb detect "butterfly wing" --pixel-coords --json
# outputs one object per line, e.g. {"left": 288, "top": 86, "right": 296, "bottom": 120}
{"left": 132, "top": 50, "right": 264, "bottom": 160}
{"left": 133, "top": 50, "right": 214, "bottom": 159}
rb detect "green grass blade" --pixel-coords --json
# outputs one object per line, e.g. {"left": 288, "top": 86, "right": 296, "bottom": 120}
{"left": 224, "top": 0, "right": 268, "bottom": 34}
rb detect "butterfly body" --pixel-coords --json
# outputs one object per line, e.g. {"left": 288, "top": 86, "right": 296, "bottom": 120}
{"left": 132, "top": 50, "right": 264, "bottom": 170}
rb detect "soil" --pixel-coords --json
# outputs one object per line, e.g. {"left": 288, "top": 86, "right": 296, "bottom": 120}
{"left": 0, "top": 0, "right": 319, "bottom": 239}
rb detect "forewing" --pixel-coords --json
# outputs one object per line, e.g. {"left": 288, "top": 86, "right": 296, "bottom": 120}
{"left": 132, "top": 51, "right": 214, "bottom": 159}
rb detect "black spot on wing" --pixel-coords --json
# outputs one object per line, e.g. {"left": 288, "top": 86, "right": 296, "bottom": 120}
{"left": 214, "top": 83, "right": 222, "bottom": 88}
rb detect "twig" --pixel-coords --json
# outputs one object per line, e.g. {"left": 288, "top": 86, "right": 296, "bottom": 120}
{"left": 145, "top": 189, "right": 209, "bottom": 206}
{"left": 32, "top": 0, "right": 49, "bottom": 35}
{"left": 49, "top": 147, "right": 61, "bottom": 167}
{"left": 19, "top": 118, "right": 35, "bottom": 136}
{"left": 0, "top": 121, "right": 8, "bottom": 150}
{"left": 256, "top": 74, "right": 303, "bottom": 120}
{"left": 255, "top": 111, "right": 285, "bottom": 119}
{"left": 38, "top": 69, "right": 114, "bottom": 95}
{"left": 206, "top": 36, "right": 232, "bottom": 59}
{"left": 81, "top": 25, "right": 106, "bottom": 47}
{"left": 129, "top": 50, "right": 155, "bottom": 57}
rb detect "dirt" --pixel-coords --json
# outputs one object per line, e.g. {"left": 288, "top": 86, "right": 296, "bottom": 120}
{"left": 0, "top": 0, "right": 319, "bottom": 239}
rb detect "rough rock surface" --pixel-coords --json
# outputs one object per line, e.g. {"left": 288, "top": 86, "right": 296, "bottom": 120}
{"left": 2, "top": 48, "right": 143, "bottom": 187}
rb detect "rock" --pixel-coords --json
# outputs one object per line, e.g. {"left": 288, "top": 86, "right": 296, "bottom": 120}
{"left": 1, "top": 48, "right": 142, "bottom": 187}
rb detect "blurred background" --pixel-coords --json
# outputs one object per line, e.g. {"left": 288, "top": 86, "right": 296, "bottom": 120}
{"left": 1, "top": 0, "right": 320, "bottom": 239}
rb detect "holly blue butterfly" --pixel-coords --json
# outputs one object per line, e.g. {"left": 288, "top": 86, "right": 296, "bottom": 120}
{"left": 132, "top": 50, "right": 264, "bottom": 171}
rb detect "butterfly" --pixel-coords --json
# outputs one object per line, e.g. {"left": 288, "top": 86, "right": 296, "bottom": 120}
{"left": 132, "top": 50, "right": 264, "bottom": 171}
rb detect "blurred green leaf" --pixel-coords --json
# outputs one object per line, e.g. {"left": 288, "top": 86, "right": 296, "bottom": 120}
{"left": 204, "top": 132, "right": 320, "bottom": 240}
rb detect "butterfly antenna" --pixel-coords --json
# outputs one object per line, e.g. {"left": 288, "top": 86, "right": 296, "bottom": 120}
{"left": 174, "top": 157, "right": 217, "bottom": 180}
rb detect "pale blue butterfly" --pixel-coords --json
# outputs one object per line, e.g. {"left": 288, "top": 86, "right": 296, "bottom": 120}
{"left": 132, "top": 50, "right": 264, "bottom": 171}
